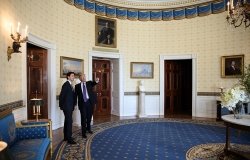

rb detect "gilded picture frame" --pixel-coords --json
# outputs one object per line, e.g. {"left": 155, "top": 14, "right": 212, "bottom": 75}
{"left": 130, "top": 62, "right": 154, "bottom": 79}
{"left": 60, "top": 56, "right": 84, "bottom": 78}
{"left": 221, "top": 55, "right": 244, "bottom": 78}
{"left": 95, "top": 16, "right": 116, "bottom": 48}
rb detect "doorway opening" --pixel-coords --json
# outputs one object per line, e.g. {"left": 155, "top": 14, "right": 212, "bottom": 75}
{"left": 27, "top": 43, "right": 48, "bottom": 120}
{"left": 164, "top": 59, "right": 192, "bottom": 118}
{"left": 92, "top": 59, "right": 111, "bottom": 118}
{"left": 89, "top": 51, "right": 123, "bottom": 120}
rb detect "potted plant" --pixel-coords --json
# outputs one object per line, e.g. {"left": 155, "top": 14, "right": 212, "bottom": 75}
{"left": 239, "top": 64, "right": 250, "bottom": 94}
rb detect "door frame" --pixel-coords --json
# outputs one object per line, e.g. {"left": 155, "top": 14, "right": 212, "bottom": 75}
{"left": 160, "top": 54, "right": 197, "bottom": 117}
{"left": 88, "top": 51, "right": 124, "bottom": 116}
{"left": 23, "top": 33, "right": 57, "bottom": 127}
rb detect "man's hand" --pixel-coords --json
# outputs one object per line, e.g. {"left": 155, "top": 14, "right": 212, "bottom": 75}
{"left": 96, "top": 78, "right": 99, "bottom": 83}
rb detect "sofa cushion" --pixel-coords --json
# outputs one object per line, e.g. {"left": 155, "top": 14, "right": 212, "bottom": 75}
{"left": 16, "top": 126, "right": 48, "bottom": 140}
{"left": 9, "top": 138, "right": 50, "bottom": 160}
{"left": 0, "top": 113, "right": 16, "bottom": 147}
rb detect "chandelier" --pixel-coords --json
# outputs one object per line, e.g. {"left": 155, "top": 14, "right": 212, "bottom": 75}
{"left": 226, "top": 0, "right": 250, "bottom": 28}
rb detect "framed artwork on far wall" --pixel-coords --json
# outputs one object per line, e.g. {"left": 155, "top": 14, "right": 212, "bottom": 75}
{"left": 130, "top": 62, "right": 154, "bottom": 79}
{"left": 95, "top": 16, "right": 116, "bottom": 48}
{"left": 221, "top": 55, "right": 244, "bottom": 78}
{"left": 60, "top": 56, "right": 84, "bottom": 78}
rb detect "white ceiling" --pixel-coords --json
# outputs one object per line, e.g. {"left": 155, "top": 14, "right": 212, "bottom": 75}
{"left": 94, "top": 0, "right": 214, "bottom": 9}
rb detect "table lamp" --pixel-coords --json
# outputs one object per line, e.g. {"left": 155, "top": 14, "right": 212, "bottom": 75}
{"left": 30, "top": 98, "right": 43, "bottom": 121}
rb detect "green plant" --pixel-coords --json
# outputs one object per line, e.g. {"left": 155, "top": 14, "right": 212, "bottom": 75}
{"left": 239, "top": 64, "right": 250, "bottom": 94}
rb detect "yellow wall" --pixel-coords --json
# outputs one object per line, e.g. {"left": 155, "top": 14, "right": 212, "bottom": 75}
{"left": 1, "top": 0, "right": 250, "bottom": 104}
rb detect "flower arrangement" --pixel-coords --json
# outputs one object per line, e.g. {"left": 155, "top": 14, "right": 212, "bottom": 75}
{"left": 220, "top": 85, "right": 249, "bottom": 111}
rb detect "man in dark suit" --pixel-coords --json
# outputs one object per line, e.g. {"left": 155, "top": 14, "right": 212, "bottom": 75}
{"left": 59, "top": 72, "right": 77, "bottom": 144}
{"left": 75, "top": 73, "right": 99, "bottom": 137}
{"left": 225, "top": 60, "right": 241, "bottom": 76}
{"left": 98, "top": 22, "right": 114, "bottom": 45}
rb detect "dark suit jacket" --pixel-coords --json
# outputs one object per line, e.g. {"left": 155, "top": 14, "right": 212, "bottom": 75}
{"left": 59, "top": 81, "right": 76, "bottom": 111}
{"left": 225, "top": 66, "right": 241, "bottom": 75}
{"left": 98, "top": 27, "right": 114, "bottom": 45}
{"left": 75, "top": 81, "right": 98, "bottom": 110}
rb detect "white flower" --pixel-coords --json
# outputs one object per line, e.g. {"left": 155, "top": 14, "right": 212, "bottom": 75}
{"left": 220, "top": 85, "right": 249, "bottom": 111}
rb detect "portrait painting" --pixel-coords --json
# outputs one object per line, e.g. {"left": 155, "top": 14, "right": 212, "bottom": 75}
{"left": 221, "top": 55, "right": 244, "bottom": 78}
{"left": 131, "top": 62, "right": 154, "bottom": 79}
{"left": 60, "top": 56, "right": 84, "bottom": 78}
{"left": 95, "top": 16, "right": 116, "bottom": 48}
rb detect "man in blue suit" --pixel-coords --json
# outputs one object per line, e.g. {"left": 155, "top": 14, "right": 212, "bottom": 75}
{"left": 75, "top": 73, "right": 99, "bottom": 138}
{"left": 59, "top": 72, "right": 77, "bottom": 144}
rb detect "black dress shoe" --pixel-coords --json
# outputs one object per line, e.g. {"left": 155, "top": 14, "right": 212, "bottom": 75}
{"left": 82, "top": 135, "right": 87, "bottom": 138}
{"left": 67, "top": 140, "right": 76, "bottom": 144}
{"left": 88, "top": 130, "right": 93, "bottom": 134}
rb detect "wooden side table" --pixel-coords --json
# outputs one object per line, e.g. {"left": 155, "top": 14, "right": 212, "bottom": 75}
{"left": 21, "top": 119, "right": 53, "bottom": 157}
{"left": 0, "top": 141, "right": 11, "bottom": 160}
{"left": 222, "top": 115, "right": 250, "bottom": 159}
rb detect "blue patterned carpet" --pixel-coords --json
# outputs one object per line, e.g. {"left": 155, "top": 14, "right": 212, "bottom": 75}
{"left": 53, "top": 118, "right": 250, "bottom": 160}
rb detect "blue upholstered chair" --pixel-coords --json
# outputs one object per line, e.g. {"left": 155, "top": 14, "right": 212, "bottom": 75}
{"left": 0, "top": 109, "right": 51, "bottom": 160}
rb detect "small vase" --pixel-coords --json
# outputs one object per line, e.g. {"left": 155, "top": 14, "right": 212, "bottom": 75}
{"left": 233, "top": 108, "right": 241, "bottom": 119}
{"left": 233, "top": 103, "right": 244, "bottom": 119}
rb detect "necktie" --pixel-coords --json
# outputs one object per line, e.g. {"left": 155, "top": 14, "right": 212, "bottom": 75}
{"left": 82, "top": 83, "right": 88, "bottom": 102}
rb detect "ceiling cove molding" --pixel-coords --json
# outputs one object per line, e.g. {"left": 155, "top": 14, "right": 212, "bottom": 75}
{"left": 64, "top": 0, "right": 227, "bottom": 21}
{"left": 67, "top": 0, "right": 219, "bottom": 9}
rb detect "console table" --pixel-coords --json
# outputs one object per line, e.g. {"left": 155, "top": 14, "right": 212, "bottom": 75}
{"left": 222, "top": 115, "right": 250, "bottom": 159}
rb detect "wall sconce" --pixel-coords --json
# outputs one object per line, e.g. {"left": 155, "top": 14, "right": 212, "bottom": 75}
{"left": 219, "top": 87, "right": 224, "bottom": 93}
{"left": 7, "top": 22, "right": 28, "bottom": 61}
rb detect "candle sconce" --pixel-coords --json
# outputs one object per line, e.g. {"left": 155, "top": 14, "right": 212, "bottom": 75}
{"left": 219, "top": 87, "right": 224, "bottom": 93}
{"left": 30, "top": 98, "right": 43, "bottom": 121}
{"left": 7, "top": 22, "right": 28, "bottom": 61}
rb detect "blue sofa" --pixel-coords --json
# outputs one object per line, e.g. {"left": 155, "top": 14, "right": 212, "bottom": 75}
{"left": 0, "top": 109, "right": 51, "bottom": 160}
